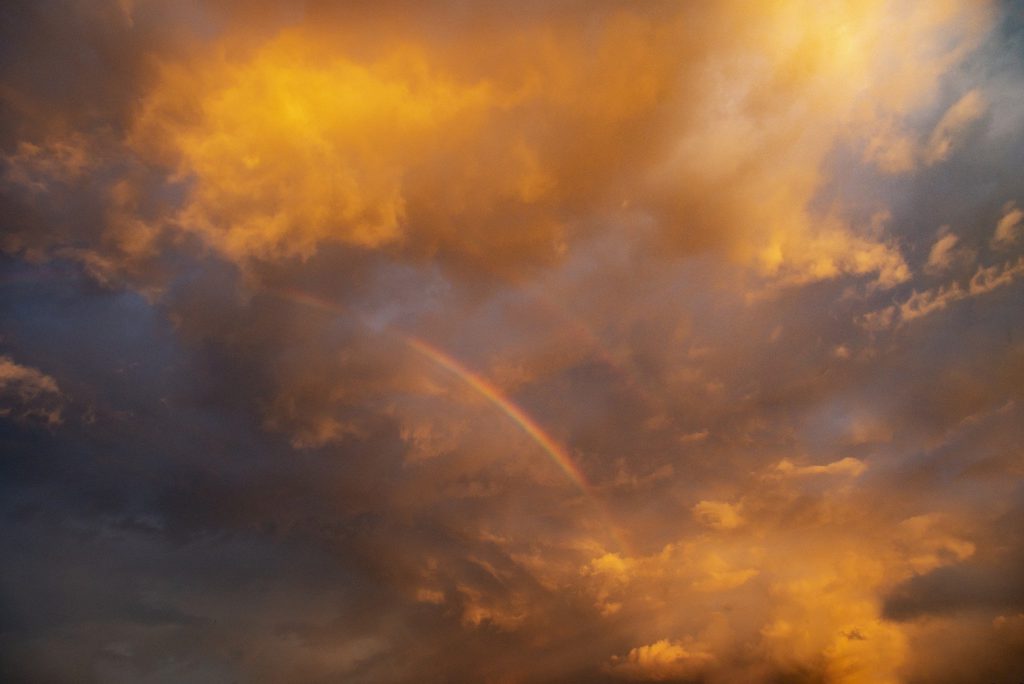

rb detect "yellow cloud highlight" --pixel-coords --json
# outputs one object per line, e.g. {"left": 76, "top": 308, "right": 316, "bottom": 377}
{"left": 607, "top": 638, "right": 714, "bottom": 681}
{"left": 127, "top": 14, "right": 679, "bottom": 274}
{"left": 119, "top": 0, "right": 990, "bottom": 287}
{"left": 776, "top": 457, "right": 867, "bottom": 477}
{"left": 992, "top": 202, "right": 1023, "bottom": 248}
{"left": 692, "top": 500, "right": 745, "bottom": 530}
{"left": 133, "top": 32, "right": 499, "bottom": 260}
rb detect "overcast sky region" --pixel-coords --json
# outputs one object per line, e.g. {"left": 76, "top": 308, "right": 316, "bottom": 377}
{"left": 2, "top": 2, "right": 1024, "bottom": 682}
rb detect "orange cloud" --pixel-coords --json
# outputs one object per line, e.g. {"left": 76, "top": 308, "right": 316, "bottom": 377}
{"left": 862, "top": 256, "right": 1024, "bottom": 329}
{"left": 692, "top": 500, "right": 745, "bottom": 530}
{"left": 2, "top": 2, "right": 1018, "bottom": 682}
{"left": 0, "top": 355, "right": 64, "bottom": 425}
{"left": 992, "top": 202, "right": 1023, "bottom": 248}
{"left": 776, "top": 457, "right": 867, "bottom": 478}
{"left": 607, "top": 638, "right": 714, "bottom": 681}
{"left": 110, "top": 0, "right": 990, "bottom": 288}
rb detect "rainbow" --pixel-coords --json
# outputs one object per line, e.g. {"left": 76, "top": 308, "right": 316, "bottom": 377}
{"left": 405, "top": 337, "right": 592, "bottom": 494}
{"left": 408, "top": 337, "right": 631, "bottom": 555}
{"left": 267, "top": 285, "right": 632, "bottom": 554}
{"left": 270, "top": 287, "right": 593, "bottom": 492}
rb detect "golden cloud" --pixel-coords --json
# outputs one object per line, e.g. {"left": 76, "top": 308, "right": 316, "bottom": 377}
{"left": 111, "top": 0, "right": 990, "bottom": 285}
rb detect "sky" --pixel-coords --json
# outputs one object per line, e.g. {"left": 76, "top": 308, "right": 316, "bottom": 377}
{"left": 1, "top": 1, "right": 1023, "bottom": 682}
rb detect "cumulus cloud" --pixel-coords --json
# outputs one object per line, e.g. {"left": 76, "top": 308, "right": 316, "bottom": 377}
{"left": 865, "top": 88, "right": 988, "bottom": 172}
{"left": 3, "top": 0, "right": 990, "bottom": 289}
{"left": 925, "top": 229, "right": 972, "bottom": 275}
{"left": 692, "top": 500, "right": 745, "bottom": 530}
{"left": 607, "top": 639, "right": 714, "bottom": 681}
{"left": 862, "top": 257, "right": 1024, "bottom": 329}
{"left": 776, "top": 457, "right": 867, "bottom": 478}
{"left": 992, "top": 202, "right": 1023, "bottom": 248}
{"left": 0, "top": 355, "right": 64, "bottom": 425}
{"left": 924, "top": 89, "right": 988, "bottom": 165}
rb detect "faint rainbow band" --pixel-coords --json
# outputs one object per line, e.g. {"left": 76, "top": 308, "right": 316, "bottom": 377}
{"left": 271, "top": 286, "right": 632, "bottom": 554}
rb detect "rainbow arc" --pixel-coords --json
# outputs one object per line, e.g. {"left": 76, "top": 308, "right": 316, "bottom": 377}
{"left": 270, "top": 286, "right": 632, "bottom": 555}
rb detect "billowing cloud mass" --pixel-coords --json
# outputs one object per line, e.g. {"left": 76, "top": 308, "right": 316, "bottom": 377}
{"left": 2, "top": 1, "right": 1023, "bottom": 682}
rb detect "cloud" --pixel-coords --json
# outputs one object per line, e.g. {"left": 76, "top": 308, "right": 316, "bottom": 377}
{"left": 924, "top": 89, "right": 987, "bottom": 165}
{"left": 1, "top": 135, "right": 92, "bottom": 193}
{"left": 865, "top": 88, "right": 988, "bottom": 172}
{"left": 925, "top": 229, "right": 972, "bottom": 275}
{"left": 894, "top": 514, "right": 976, "bottom": 576}
{"left": 607, "top": 639, "right": 714, "bottom": 681}
{"left": 776, "top": 457, "right": 867, "bottom": 478}
{"left": 862, "top": 257, "right": 1024, "bottom": 329}
{"left": 692, "top": 500, "right": 745, "bottom": 530}
{"left": 0, "top": 355, "right": 64, "bottom": 425}
{"left": 992, "top": 202, "right": 1023, "bottom": 248}
{"left": 3, "top": 0, "right": 989, "bottom": 291}
{"left": 2, "top": 1, "right": 1024, "bottom": 682}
